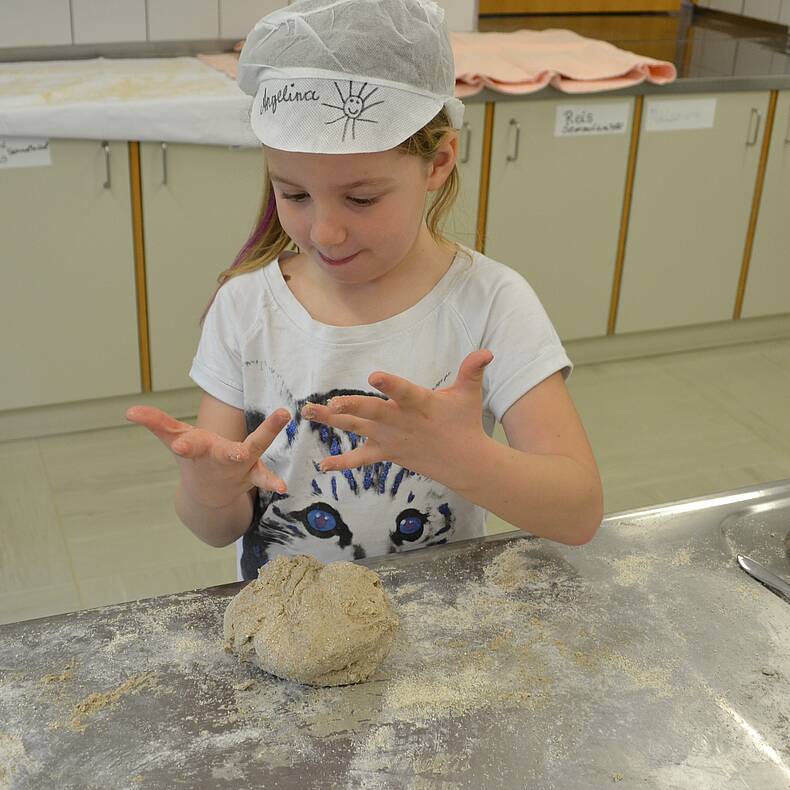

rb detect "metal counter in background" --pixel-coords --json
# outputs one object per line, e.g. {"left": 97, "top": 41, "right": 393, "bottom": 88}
{"left": 1, "top": 479, "right": 789, "bottom": 789}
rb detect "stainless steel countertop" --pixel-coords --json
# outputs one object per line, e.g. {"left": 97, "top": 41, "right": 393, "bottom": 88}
{"left": 1, "top": 479, "right": 789, "bottom": 788}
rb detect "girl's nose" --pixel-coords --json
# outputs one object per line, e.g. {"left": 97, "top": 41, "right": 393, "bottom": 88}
{"left": 310, "top": 208, "right": 347, "bottom": 249}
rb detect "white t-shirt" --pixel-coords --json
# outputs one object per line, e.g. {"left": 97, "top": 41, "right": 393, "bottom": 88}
{"left": 190, "top": 247, "right": 571, "bottom": 579}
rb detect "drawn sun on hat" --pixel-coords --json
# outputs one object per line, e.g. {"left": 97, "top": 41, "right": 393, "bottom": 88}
{"left": 321, "top": 81, "right": 386, "bottom": 143}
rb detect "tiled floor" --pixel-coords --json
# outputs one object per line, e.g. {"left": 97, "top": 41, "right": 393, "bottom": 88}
{"left": 2, "top": 337, "right": 789, "bottom": 625}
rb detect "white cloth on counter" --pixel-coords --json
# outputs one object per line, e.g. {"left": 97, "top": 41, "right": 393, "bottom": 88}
{"left": 0, "top": 56, "right": 259, "bottom": 146}
{"left": 189, "top": 247, "right": 572, "bottom": 580}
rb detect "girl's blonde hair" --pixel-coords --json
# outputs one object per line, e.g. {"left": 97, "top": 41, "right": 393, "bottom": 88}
{"left": 200, "top": 108, "right": 462, "bottom": 324}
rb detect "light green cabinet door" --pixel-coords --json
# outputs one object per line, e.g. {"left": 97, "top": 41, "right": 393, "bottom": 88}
{"left": 485, "top": 96, "right": 635, "bottom": 340}
{"left": 444, "top": 102, "right": 485, "bottom": 250}
{"left": 141, "top": 143, "right": 265, "bottom": 392}
{"left": 742, "top": 90, "right": 790, "bottom": 318}
{"left": 617, "top": 91, "right": 770, "bottom": 333}
{"left": 0, "top": 139, "right": 139, "bottom": 411}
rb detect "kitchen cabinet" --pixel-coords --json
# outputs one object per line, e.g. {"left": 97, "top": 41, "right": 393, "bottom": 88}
{"left": 742, "top": 89, "right": 790, "bottom": 318}
{"left": 484, "top": 96, "right": 635, "bottom": 341}
{"left": 140, "top": 142, "right": 265, "bottom": 392}
{"left": 0, "top": 140, "right": 140, "bottom": 411}
{"left": 1, "top": 88, "right": 786, "bottom": 419}
{"left": 616, "top": 91, "right": 770, "bottom": 333}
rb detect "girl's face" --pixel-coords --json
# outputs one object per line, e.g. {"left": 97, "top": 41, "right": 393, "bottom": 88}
{"left": 264, "top": 141, "right": 455, "bottom": 286}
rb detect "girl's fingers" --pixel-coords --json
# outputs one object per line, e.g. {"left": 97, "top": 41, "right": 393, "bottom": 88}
{"left": 301, "top": 403, "right": 376, "bottom": 436}
{"left": 126, "top": 406, "right": 195, "bottom": 450}
{"left": 319, "top": 413, "right": 373, "bottom": 437}
{"left": 319, "top": 445, "right": 379, "bottom": 473}
{"left": 126, "top": 405, "right": 190, "bottom": 434}
{"left": 368, "top": 372, "right": 426, "bottom": 411}
{"left": 223, "top": 442, "right": 249, "bottom": 464}
{"left": 244, "top": 409, "right": 291, "bottom": 457}
{"left": 249, "top": 460, "right": 288, "bottom": 494}
{"left": 171, "top": 429, "right": 215, "bottom": 459}
{"left": 454, "top": 349, "right": 494, "bottom": 391}
{"left": 320, "top": 395, "right": 387, "bottom": 421}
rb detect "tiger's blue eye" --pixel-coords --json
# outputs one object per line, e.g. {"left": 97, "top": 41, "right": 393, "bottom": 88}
{"left": 307, "top": 508, "right": 337, "bottom": 532}
{"left": 399, "top": 515, "right": 423, "bottom": 535}
{"left": 391, "top": 508, "right": 426, "bottom": 545}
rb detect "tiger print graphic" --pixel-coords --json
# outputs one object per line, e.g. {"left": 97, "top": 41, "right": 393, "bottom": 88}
{"left": 240, "top": 386, "right": 456, "bottom": 580}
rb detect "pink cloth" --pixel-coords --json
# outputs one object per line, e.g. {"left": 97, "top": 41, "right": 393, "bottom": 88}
{"left": 450, "top": 29, "right": 675, "bottom": 95}
{"left": 198, "top": 28, "right": 676, "bottom": 95}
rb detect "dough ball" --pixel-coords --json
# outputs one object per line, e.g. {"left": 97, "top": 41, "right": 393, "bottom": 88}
{"left": 223, "top": 554, "right": 399, "bottom": 687}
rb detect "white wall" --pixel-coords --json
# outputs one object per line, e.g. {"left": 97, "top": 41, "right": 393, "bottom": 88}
{"left": 697, "top": 0, "right": 790, "bottom": 24}
{"left": 0, "top": 0, "right": 478, "bottom": 51}
{"left": 436, "top": 0, "right": 479, "bottom": 32}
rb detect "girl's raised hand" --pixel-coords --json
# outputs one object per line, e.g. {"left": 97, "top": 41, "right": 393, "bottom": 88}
{"left": 300, "top": 350, "right": 494, "bottom": 492}
{"left": 125, "top": 405, "right": 290, "bottom": 509}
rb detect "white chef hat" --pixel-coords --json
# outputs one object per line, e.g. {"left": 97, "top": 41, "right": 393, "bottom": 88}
{"left": 237, "top": 0, "right": 465, "bottom": 154}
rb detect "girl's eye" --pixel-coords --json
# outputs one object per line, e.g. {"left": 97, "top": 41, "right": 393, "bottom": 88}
{"left": 280, "top": 193, "right": 377, "bottom": 207}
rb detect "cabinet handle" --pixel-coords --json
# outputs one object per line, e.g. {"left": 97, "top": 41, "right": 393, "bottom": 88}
{"left": 161, "top": 142, "right": 168, "bottom": 185}
{"left": 785, "top": 107, "right": 790, "bottom": 144}
{"left": 746, "top": 108, "right": 762, "bottom": 147}
{"left": 102, "top": 141, "right": 111, "bottom": 189}
{"left": 460, "top": 122, "right": 471, "bottom": 164}
{"left": 506, "top": 119, "right": 521, "bottom": 162}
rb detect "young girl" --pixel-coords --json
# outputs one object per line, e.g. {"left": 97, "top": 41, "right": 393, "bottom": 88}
{"left": 126, "top": 0, "right": 603, "bottom": 581}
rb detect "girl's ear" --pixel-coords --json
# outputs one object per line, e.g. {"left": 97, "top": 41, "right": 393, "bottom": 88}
{"left": 426, "top": 133, "right": 458, "bottom": 192}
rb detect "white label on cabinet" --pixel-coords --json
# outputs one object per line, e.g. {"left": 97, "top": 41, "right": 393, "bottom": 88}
{"left": 0, "top": 138, "right": 51, "bottom": 169}
{"left": 554, "top": 104, "right": 630, "bottom": 137}
{"left": 645, "top": 98, "right": 717, "bottom": 132}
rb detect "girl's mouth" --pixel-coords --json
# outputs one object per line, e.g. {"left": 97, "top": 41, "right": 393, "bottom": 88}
{"left": 319, "top": 251, "right": 359, "bottom": 266}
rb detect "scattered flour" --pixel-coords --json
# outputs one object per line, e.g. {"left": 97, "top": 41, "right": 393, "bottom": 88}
{"left": 483, "top": 542, "right": 548, "bottom": 591}
{"left": 611, "top": 553, "right": 659, "bottom": 587}
{"left": 0, "top": 732, "right": 27, "bottom": 789}
{"left": 40, "top": 658, "right": 76, "bottom": 687}
{"left": 69, "top": 672, "right": 158, "bottom": 732}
